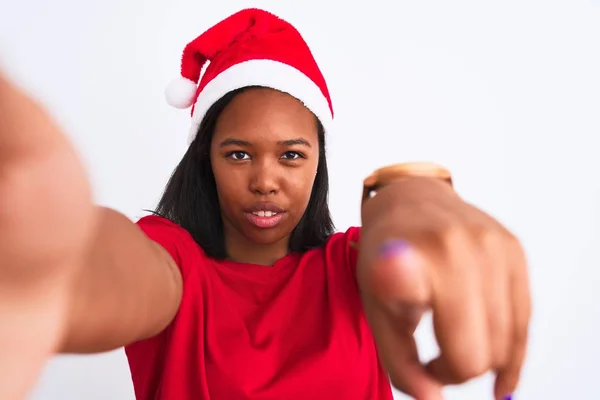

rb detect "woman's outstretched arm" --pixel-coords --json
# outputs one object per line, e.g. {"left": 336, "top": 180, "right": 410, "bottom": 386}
{"left": 356, "top": 171, "right": 530, "bottom": 400}
{"left": 0, "top": 72, "right": 182, "bottom": 399}
{"left": 58, "top": 206, "right": 183, "bottom": 354}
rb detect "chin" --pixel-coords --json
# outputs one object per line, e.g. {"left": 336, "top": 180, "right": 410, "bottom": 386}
{"left": 244, "top": 227, "right": 291, "bottom": 246}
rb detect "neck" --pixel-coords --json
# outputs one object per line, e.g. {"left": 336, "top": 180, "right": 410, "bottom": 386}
{"left": 224, "top": 227, "right": 290, "bottom": 267}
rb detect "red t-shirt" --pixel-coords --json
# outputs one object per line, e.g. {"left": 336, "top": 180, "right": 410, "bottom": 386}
{"left": 125, "top": 215, "right": 393, "bottom": 400}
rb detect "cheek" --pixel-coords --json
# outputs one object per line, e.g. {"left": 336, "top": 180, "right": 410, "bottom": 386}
{"left": 211, "top": 160, "right": 241, "bottom": 205}
{"left": 289, "top": 166, "right": 318, "bottom": 207}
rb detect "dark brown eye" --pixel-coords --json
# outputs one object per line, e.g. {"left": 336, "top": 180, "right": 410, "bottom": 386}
{"left": 281, "top": 151, "right": 304, "bottom": 160}
{"left": 227, "top": 151, "right": 250, "bottom": 160}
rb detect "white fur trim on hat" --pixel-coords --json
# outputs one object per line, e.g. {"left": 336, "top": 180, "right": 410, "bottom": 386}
{"left": 187, "top": 59, "right": 333, "bottom": 143}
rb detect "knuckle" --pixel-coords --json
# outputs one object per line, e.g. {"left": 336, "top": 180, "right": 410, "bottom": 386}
{"left": 451, "top": 356, "right": 491, "bottom": 382}
{"left": 465, "top": 222, "right": 506, "bottom": 254}
{"left": 474, "top": 226, "right": 502, "bottom": 249}
{"left": 443, "top": 223, "right": 470, "bottom": 244}
{"left": 497, "top": 227, "right": 528, "bottom": 264}
{"left": 464, "top": 223, "right": 527, "bottom": 269}
{"left": 501, "top": 228, "right": 522, "bottom": 249}
{"left": 435, "top": 223, "right": 471, "bottom": 256}
{"left": 508, "top": 234, "right": 528, "bottom": 265}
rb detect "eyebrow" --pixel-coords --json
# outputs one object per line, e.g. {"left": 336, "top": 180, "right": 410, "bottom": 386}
{"left": 218, "top": 138, "right": 252, "bottom": 148}
{"left": 218, "top": 137, "right": 312, "bottom": 148}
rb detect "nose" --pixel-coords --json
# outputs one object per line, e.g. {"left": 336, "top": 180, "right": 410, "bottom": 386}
{"left": 248, "top": 160, "right": 280, "bottom": 196}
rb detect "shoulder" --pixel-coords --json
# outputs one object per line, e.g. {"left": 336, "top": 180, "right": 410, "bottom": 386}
{"left": 137, "top": 213, "right": 187, "bottom": 233}
{"left": 322, "top": 226, "right": 361, "bottom": 270}
{"left": 136, "top": 214, "right": 193, "bottom": 248}
{"left": 136, "top": 214, "right": 204, "bottom": 278}
{"left": 326, "top": 226, "right": 361, "bottom": 247}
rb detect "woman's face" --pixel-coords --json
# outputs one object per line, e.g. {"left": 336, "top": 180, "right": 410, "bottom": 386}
{"left": 210, "top": 88, "right": 320, "bottom": 251}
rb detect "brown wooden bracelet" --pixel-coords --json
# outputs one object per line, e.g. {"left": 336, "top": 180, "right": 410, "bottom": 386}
{"left": 361, "top": 162, "right": 453, "bottom": 205}
{"left": 350, "top": 162, "right": 453, "bottom": 250}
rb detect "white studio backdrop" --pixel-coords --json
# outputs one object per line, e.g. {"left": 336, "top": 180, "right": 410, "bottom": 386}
{"left": 1, "top": 0, "right": 599, "bottom": 399}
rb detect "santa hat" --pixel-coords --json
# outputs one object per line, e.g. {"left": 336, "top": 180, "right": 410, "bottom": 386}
{"left": 165, "top": 8, "right": 334, "bottom": 144}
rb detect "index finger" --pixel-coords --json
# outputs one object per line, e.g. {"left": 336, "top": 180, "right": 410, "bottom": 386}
{"left": 425, "top": 238, "right": 491, "bottom": 384}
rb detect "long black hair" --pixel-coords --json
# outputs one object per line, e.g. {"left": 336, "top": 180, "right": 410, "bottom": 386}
{"left": 154, "top": 86, "right": 335, "bottom": 259}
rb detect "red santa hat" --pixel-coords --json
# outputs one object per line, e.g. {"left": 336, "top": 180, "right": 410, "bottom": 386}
{"left": 165, "top": 8, "right": 334, "bottom": 144}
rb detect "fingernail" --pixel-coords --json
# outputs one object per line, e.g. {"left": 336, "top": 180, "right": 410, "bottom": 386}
{"left": 378, "top": 239, "right": 411, "bottom": 259}
{"left": 503, "top": 395, "right": 513, "bottom": 400}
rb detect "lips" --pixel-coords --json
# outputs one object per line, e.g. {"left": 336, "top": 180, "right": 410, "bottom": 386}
{"left": 245, "top": 202, "right": 285, "bottom": 213}
{"left": 243, "top": 202, "right": 285, "bottom": 229}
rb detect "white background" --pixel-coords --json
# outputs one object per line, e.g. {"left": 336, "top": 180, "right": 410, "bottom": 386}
{"left": 1, "top": 0, "right": 599, "bottom": 399}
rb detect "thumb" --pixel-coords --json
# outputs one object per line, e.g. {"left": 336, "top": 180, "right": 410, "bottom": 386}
{"left": 363, "top": 239, "right": 431, "bottom": 321}
{"left": 359, "top": 239, "right": 441, "bottom": 399}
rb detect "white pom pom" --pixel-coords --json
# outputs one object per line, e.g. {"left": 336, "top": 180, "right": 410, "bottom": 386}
{"left": 165, "top": 76, "right": 198, "bottom": 109}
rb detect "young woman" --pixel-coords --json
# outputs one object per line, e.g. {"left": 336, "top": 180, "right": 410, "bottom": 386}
{"left": 0, "top": 8, "right": 530, "bottom": 400}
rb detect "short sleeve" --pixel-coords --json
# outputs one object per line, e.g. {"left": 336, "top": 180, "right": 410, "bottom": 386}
{"left": 136, "top": 214, "right": 196, "bottom": 279}
{"left": 325, "top": 226, "right": 362, "bottom": 274}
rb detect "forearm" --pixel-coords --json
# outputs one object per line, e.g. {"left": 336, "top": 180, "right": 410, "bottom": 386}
{"left": 1, "top": 74, "right": 181, "bottom": 354}
{"left": 59, "top": 207, "right": 183, "bottom": 353}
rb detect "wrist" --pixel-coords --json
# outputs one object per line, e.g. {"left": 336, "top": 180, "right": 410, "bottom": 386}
{"left": 350, "top": 163, "right": 454, "bottom": 251}
{"left": 361, "top": 162, "right": 453, "bottom": 205}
